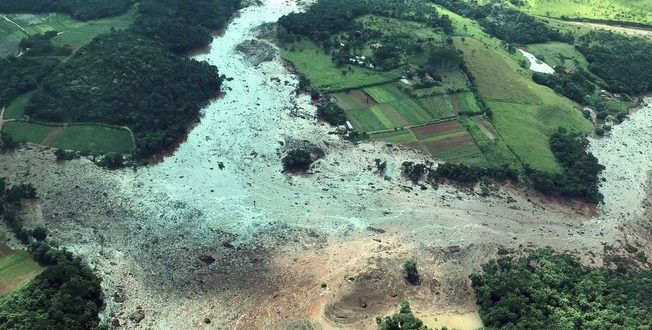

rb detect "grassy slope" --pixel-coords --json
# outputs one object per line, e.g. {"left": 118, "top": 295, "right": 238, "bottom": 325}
{"left": 0, "top": 246, "right": 43, "bottom": 296}
{"left": 280, "top": 39, "right": 401, "bottom": 92}
{"left": 520, "top": 0, "right": 652, "bottom": 25}
{"left": 525, "top": 42, "right": 589, "bottom": 70}
{"left": 3, "top": 92, "right": 32, "bottom": 120}
{"left": 5, "top": 8, "right": 136, "bottom": 50}
{"left": 453, "top": 34, "right": 592, "bottom": 172}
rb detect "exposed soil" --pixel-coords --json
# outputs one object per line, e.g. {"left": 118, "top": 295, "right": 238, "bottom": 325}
{"left": 350, "top": 89, "right": 377, "bottom": 107}
{"left": 40, "top": 127, "right": 63, "bottom": 146}
{"left": 411, "top": 121, "right": 462, "bottom": 139}
{"left": 423, "top": 135, "right": 474, "bottom": 153}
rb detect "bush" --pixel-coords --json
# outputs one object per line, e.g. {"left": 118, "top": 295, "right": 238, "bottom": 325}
{"left": 403, "top": 259, "right": 419, "bottom": 285}
{"left": 595, "top": 127, "right": 605, "bottom": 136}
{"left": 96, "top": 152, "right": 124, "bottom": 169}
{"left": 282, "top": 149, "right": 313, "bottom": 172}
{"left": 31, "top": 226, "right": 47, "bottom": 241}
{"left": 54, "top": 148, "right": 78, "bottom": 161}
{"left": 401, "top": 162, "right": 428, "bottom": 183}
{"left": 376, "top": 301, "right": 429, "bottom": 330}
{"left": 316, "top": 102, "right": 347, "bottom": 126}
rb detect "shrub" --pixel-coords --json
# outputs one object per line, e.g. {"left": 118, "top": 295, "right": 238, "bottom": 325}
{"left": 282, "top": 149, "right": 313, "bottom": 172}
{"left": 403, "top": 259, "right": 420, "bottom": 285}
{"left": 54, "top": 148, "right": 78, "bottom": 161}
{"left": 376, "top": 301, "right": 429, "bottom": 330}
{"left": 595, "top": 127, "right": 605, "bottom": 136}
{"left": 316, "top": 103, "right": 347, "bottom": 126}
{"left": 31, "top": 226, "right": 47, "bottom": 241}
{"left": 97, "top": 153, "right": 124, "bottom": 169}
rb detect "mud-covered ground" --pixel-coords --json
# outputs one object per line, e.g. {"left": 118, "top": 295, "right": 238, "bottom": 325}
{"left": 1, "top": 0, "right": 651, "bottom": 329}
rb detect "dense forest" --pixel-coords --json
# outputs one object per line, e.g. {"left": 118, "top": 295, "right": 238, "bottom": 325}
{"left": 532, "top": 69, "right": 596, "bottom": 104}
{"left": 472, "top": 248, "right": 652, "bottom": 329}
{"left": 25, "top": 32, "right": 222, "bottom": 157}
{"left": 134, "top": 0, "right": 241, "bottom": 53}
{"left": 577, "top": 31, "right": 652, "bottom": 95}
{"left": 0, "top": 0, "right": 134, "bottom": 20}
{"left": 0, "top": 57, "right": 59, "bottom": 107}
{"left": 0, "top": 248, "right": 103, "bottom": 330}
{"left": 278, "top": 0, "right": 453, "bottom": 42}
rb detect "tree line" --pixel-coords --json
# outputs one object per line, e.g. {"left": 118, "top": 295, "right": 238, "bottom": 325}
{"left": 134, "top": 0, "right": 241, "bottom": 53}
{"left": 577, "top": 31, "right": 652, "bottom": 95}
{"left": 428, "top": 0, "right": 571, "bottom": 44}
{"left": 0, "top": 0, "right": 134, "bottom": 20}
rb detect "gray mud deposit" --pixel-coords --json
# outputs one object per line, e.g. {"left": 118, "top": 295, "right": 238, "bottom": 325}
{"left": 1, "top": 0, "right": 652, "bottom": 328}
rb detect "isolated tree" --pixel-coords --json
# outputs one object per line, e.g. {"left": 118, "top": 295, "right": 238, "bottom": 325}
{"left": 31, "top": 226, "right": 47, "bottom": 241}
{"left": 403, "top": 259, "right": 420, "bottom": 285}
{"left": 282, "top": 149, "right": 313, "bottom": 172}
{"left": 376, "top": 300, "right": 430, "bottom": 330}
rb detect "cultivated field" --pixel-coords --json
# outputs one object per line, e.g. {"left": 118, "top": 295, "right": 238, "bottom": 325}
{"left": 0, "top": 245, "right": 42, "bottom": 296}
{"left": 2, "top": 121, "right": 135, "bottom": 154}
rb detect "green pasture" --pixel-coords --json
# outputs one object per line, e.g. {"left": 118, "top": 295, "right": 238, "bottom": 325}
{"left": 520, "top": 0, "right": 652, "bottom": 25}
{"left": 2, "top": 8, "right": 135, "bottom": 51}
{"left": 347, "top": 108, "right": 387, "bottom": 132}
{"left": 0, "top": 246, "right": 43, "bottom": 296}
{"left": 52, "top": 125, "right": 135, "bottom": 153}
{"left": 2, "top": 121, "right": 51, "bottom": 143}
{"left": 280, "top": 39, "right": 401, "bottom": 92}
{"left": 2, "top": 121, "right": 135, "bottom": 153}
{"left": 488, "top": 100, "right": 592, "bottom": 172}
{"left": 526, "top": 42, "right": 589, "bottom": 70}
{"left": 3, "top": 92, "right": 32, "bottom": 120}
{"left": 454, "top": 37, "right": 539, "bottom": 104}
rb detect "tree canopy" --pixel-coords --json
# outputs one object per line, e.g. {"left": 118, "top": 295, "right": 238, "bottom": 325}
{"left": 0, "top": 0, "right": 134, "bottom": 20}
{"left": 472, "top": 248, "right": 652, "bottom": 329}
{"left": 25, "top": 32, "right": 222, "bottom": 158}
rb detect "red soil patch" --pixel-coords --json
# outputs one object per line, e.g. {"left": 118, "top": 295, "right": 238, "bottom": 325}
{"left": 350, "top": 89, "right": 377, "bottom": 108}
{"left": 411, "top": 121, "right": 462, "bottom": 140}
{"left": 41, "top": 127, "right": 63, "bottom": 146}
{"left": 423, "top": 135, "right": 474, "bottom": 153}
